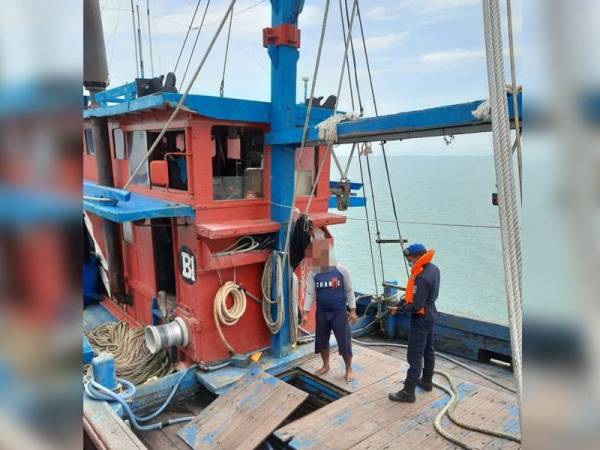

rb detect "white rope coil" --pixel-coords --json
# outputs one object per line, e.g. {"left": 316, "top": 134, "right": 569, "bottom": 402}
{"left": 261, "top": 252, "right": 285, "bottom": 334}
{"left": 213, "top": 281, "right": 246, "bottom": 354}
{"left": 316, "top": 111, "right": 360, "bottom": 145}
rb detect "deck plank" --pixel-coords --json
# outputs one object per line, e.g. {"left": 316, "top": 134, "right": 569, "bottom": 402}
{"left": 277, "top": 341, "right": 520, "bottom": 450}
{"left": 178, "top": 370, "right": 308, "bottom": 450}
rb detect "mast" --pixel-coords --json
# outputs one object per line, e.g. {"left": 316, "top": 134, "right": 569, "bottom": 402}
{"left": 84, "top": 0, "right": 129, "bottom": 305}
{"left": 130, "top": 0, "right": 139, "bottom": 77}
{"left": 136, "top": 3, "right": 145, "bottom": 78}
{"left": 266, "top": 0, "right": 303, "bottom": 357}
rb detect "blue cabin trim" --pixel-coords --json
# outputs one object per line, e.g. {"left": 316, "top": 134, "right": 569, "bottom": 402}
{"left": 83, "top": 181, "right": 195, "bottom": 223}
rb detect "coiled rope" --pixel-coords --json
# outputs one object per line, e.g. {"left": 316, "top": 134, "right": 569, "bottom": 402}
{"left": 213, "top": 281, "right": 247, "bottom": 354}
{"left": 261, "top": 252, "right": 285, "bottom": 334}
{"left": 85, "top": 321, "right": 172, "bottom": 385}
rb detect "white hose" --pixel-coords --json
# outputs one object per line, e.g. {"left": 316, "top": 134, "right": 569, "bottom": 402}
{"left": 261, "top": 252, "right": 284, "bottom": 334}
{"left": 351, "top": 339, "right": 521, "bottom": 449}
{"left": 213, "top": 281, "right": 246, "bottom": 354}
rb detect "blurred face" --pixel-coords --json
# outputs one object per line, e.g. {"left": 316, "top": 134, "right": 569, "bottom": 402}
{"left": 406, "top": 255, "right": 417, "bottom": 268}
{"left": 308, "top": 241, "right": 330, "bottom": 269}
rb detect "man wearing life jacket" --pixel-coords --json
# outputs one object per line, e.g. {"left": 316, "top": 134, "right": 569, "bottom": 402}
{"left": 302, "top": 239, "right": 357, "bottom": 382}
{"left": 388, "top": 243, "right": 440, "bottom": 403}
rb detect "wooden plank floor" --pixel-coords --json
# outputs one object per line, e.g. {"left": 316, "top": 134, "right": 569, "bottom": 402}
{"left": 276, "top": 339, "right": 521, "bottom": 450}
{"left": 179, "top": 370, "right": 308, "bottom": 450}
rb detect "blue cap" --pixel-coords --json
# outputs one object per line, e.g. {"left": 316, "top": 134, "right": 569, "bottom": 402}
{"left": 404, "top": 243, "right": 427, "bottom": 256}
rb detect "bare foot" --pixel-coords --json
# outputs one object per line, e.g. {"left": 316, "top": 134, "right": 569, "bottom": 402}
{"left": 315, "top": 365, "right": 330, "bottom": 376}
{"left": 345, "top": 368, "right": 354, "bottom": 382}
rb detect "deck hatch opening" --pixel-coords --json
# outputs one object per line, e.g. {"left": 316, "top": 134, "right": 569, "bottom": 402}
{"left": 260, "top": 369, "right": 349, "bottom": 449}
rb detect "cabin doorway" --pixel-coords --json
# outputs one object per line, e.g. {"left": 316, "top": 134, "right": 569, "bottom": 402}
{"left": 151, "top": 218, "right": 177, "bottom": 297}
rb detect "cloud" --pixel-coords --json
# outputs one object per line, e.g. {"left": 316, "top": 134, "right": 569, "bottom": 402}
{"left": 365, "top": 0, "right": 479, "bottom": 21}
{"left": 353, "top": 32, "right": 409, "bottom": 51}
{"left": 401, "top": 48, "right": 486, "bottom": 73}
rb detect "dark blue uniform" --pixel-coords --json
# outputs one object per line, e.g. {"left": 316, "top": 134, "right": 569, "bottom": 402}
{"left": 312, "top": 267, "right": 353, "bottom": 357}
{"left": 399, "top": 262, "right": 440, "bottom": 386}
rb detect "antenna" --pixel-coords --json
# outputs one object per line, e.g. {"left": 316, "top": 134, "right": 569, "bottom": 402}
{"left": 136, "top": 3, "right": 145, "bottom": 78}
{"left": 130, "top": 0, "right": 139, "bottom": 77}
{"left": 146, "top": 0, "right": 155, "bottom": 77}
{"left": 302, "top": 76, "right": 309, "bottom": 102}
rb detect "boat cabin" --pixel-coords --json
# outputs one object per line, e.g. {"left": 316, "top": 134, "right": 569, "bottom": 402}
{"left": 83, "top": 88, "right": 346, "bottom": 364}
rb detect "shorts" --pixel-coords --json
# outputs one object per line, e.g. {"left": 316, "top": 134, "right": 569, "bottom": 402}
{"left": 314, "top": 308, "right": 353, "bottom": 357}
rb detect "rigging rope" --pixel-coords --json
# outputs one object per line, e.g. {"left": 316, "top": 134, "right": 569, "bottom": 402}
{"left": 261, "top": 252, "right": 285, "bottom": 334}
{"left": 124, "top": 0, "right": 234, "bottom": 190}
{"left": 355, "top": 0, "right": 410, "bottom": 278}
{"left": 213, "top": 281, "right": 246, "bottom": 354}
{"left": 505, "top": 0, "right": 522, "bottom": 201}
{"left": 343, "top": 0, "right": 363, "bottom": 116}
{"left": 482, "top": 0, "right": 523, "bottom": 421}
{"left": 179, "top": 0, "right": 211, "bottom": 91}
{"left": 219, "top": 3, "right": 234, "bottom": 97}
{"left": 173, "top": 0, "right": 202, "bottom": 74}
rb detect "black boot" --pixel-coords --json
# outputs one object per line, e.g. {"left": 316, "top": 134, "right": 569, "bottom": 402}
{"left": 389, "top": 382, "right": 416, "bottom": 403}
{"left": 417, "top": 376, "right": 433, "bottom": 392}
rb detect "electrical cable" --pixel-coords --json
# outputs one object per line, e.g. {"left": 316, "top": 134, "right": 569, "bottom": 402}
{"left": 173, "top": 0, "right": 202, "bottom": 74}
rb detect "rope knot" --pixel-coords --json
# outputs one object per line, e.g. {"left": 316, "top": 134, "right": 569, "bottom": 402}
{"left": 316, "top": 111, "right": 360, "bottom": 145}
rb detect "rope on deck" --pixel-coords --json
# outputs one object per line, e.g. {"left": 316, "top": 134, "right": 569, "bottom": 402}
{"left": 86, "top": 321, "right": 172, "bottom": 385}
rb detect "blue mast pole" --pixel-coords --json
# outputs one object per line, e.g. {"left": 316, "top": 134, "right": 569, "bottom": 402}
{"left": 267, "top": 0, "right": 304, "bottom": 357}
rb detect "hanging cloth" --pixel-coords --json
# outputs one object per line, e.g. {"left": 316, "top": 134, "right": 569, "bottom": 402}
{"left": 290, "top": 214, "right": 313, "bottom": 270}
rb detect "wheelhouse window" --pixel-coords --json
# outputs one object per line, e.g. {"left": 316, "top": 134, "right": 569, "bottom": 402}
{"left": 147, "top": 129, "right": 188, "bottom": 191}
{"left": 126, "top": 130, "right": 150, "bottom": 186}
{"left": 211, "top": 126, "right": 264, "bottom": 200}
{"left": 113, "top": 128, "right": 125, "bottom": 160}
{"left": 84, "top": 128, "right": 95, "bottom": 155}
{"left": 295, "top": 146, "right": 319, "bottom": 195}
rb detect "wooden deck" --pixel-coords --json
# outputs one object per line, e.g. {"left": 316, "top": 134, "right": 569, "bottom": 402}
{"left": 135, "top": 340, "right": 520, "bottom": 450}
{"left": 277, "top": 339, "right": 520, "bottom": 449}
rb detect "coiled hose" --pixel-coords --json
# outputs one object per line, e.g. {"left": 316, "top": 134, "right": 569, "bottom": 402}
{"left": 261, "top": 252, "right": 284, "bottom": 334}
{"left": 351, "top": 338, "right": 521, "bottom": 449}
{"left": 213, "top": 281, "right": 247, "bottom": 354}
{"left": 83, "top": 367, "right": 194, "bottom": 431}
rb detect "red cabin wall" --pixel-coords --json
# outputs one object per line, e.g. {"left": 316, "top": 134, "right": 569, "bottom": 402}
{"left": 84, "top": 109, "right": 336, "bottom": 363}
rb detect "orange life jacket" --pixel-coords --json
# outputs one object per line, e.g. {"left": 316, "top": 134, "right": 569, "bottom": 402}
{"left": 404, "top": 250, "right": 435, "bottom": 315}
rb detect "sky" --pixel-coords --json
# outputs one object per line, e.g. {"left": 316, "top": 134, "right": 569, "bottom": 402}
{"left": 98, "top": 0, "right": 522, "bottom": 155}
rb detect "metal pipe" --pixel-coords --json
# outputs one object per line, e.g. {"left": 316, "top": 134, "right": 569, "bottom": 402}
{"left": 145, "top": 317, "right": 190, "bottom": 354}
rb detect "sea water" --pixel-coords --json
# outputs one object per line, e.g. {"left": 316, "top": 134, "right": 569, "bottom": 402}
{"left": 328, "top": 155, "right": 508, "bottom": 324}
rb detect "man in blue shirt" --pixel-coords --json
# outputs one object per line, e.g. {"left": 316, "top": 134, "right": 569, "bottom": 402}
{"left": 388, "top": 243, "right": 440, "bottom": 403}
{"left": 301, "top": 240, "right": 357, "bottom": 382}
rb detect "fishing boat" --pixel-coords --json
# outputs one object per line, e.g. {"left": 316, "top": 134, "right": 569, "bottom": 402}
{"left": 83, "top": 0, "right": 523, "bottom": 448}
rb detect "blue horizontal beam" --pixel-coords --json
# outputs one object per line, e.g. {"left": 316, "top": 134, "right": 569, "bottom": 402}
{"left": 83, "top": 183, "right": 194, "bottom": 223}
{"left": 267, "top": 93, "right": 522, "bottom": 145}
{"left": 84, "top": 181, "right": 131, "bottom": 202}
{"left": 329, "top": 180, "right": 363, "bottom": 190}
{"left": 328, "top": 196, "right": 366, "bottom": 208}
